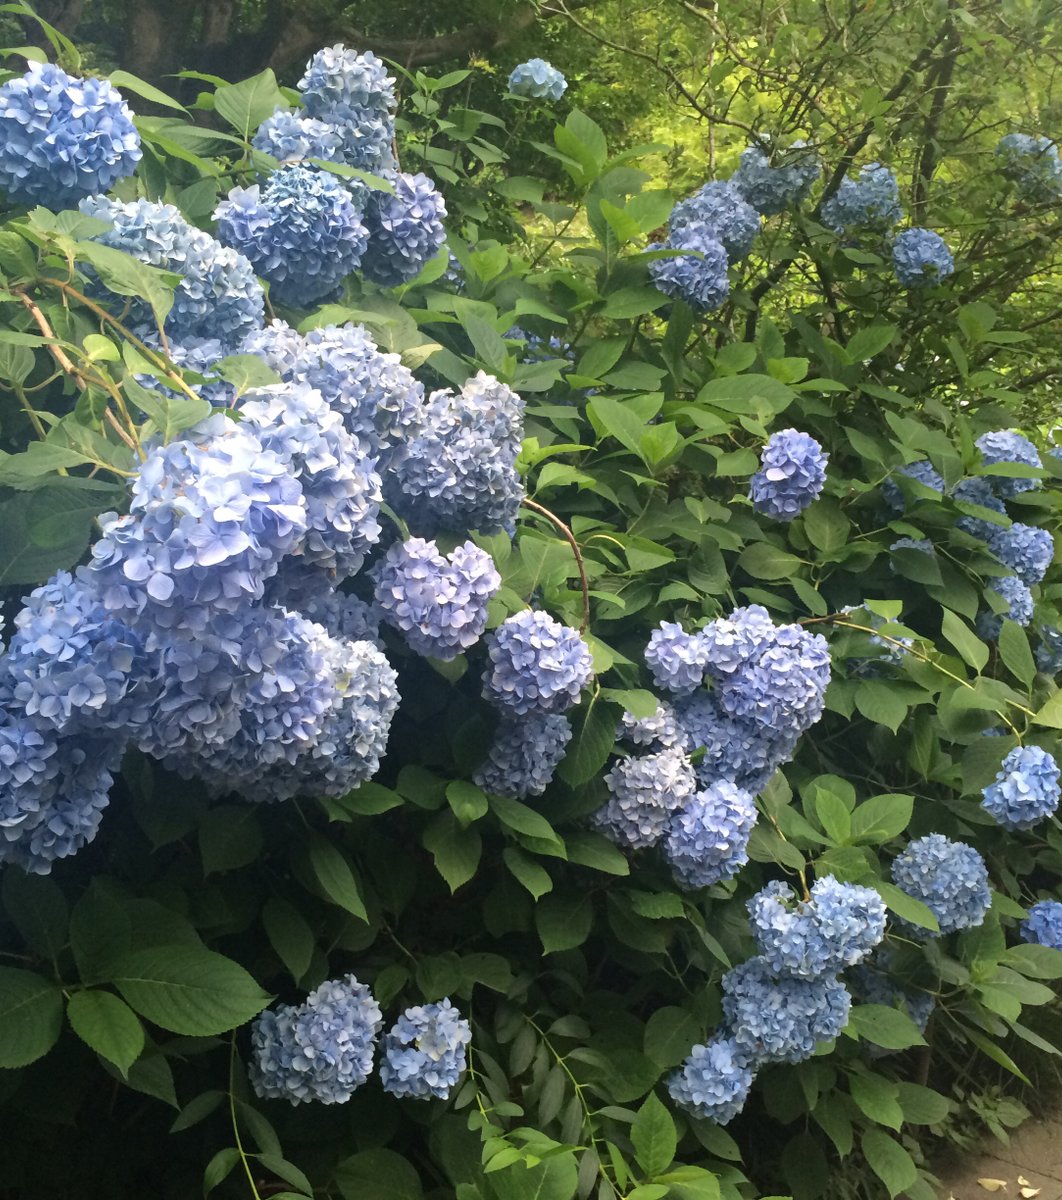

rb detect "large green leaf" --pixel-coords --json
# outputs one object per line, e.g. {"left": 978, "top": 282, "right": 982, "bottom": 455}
{"left": 212, "top": 68, "right": 286, "bottom": 138}
{"left": 0, "top": 968, "right": 63, "bottom": 1067}
{"left": 67, "top": 990, "right": 144, "bottom": 1073}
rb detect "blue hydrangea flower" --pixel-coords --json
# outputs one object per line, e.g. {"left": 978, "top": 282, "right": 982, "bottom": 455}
{"left": 952, "top": 477, "right": 1009, "bottom": 541}
{"left": 732, "top": 142, "right": 820, "bottom": 215}
{"left": 989, "top": 523, "right": 1054, "bottom": 585}
{"left": 891, "top": 833, "right": 990, "bottom": 936}
{"left": 1036, "top": 626, "right": 1062, "bottom": 676}
{"left": 722, "top": 957, "right": 851, "bottom": 1065}
{"left": 749, "top": 428, "right": 828, "bottom": 520}
{"left": 293, "top": 585, "right": 382, "bottom": 647}
{"left": 1021, "top": 900, "right": 1062, "bottom": 950}
{"left": 508, "top": 59, "right": 567, "bottom": 101}
{"left": 373, "top": 537, "right": 500, "bottom": 660}
{"left": 215, "top": 165, "right": 369, "bottom": 308}
{"left": 644, "top": 622, "right": 710, "bottom": 696}
{"left": 253, "top": 110, "right": 345, "bottom": 164}
{"left": 242, "top": 321, "right": 424, "bottom": 465}
{"left": 976, "top": 430, "right": 1042, "bottom": 498}
{"left": 0, "top": 63, "right": 141, "bottom": 209}
{"left": 673, "top": 691, "right": 798, "bottom": 795}
{"left": 594, "top": 746, "right": 697, "bottom": 849}
{"left": 882, "top": 459, "right": 945, "bottom": 511}
{"left": 80, "top": 196, "right": 264, "bottom": 349}
{"left": 982, "top": 745, "right": 1060, "bottom": 831}
{"left": 473, "top": 712, "right": 572, "bottom": 799}
{"left": 670, "top": 180, "right": 761, "bottom": 260}
{"left": 618, "top": 701, "right": 683, "bottom": 749}
{"left": 379, "top": 998, "right": 471, "bottom": 1100}
{"left": 649, "top": 223, "right": 729, "bottom": 312}
{"left": 820, "top": 163, "right": 902, "bottom": 232}
{"left": 664, "top": 781, "right": 758, "bottom": 889}
{"left": 697, "top": 604, "right": 778, "bottom": 678}
{"left": 748, "top": 876, "right": 887, "bottom": 979}
{"left": 249, "top": 974, "right": 382, "bottom": 1105}
{"left": 977, "top": 575, "right": 1035, "bottom": 641}
{"left": 360, "top": 171, "right": 447, "bottom": 287}
{"left": 668, "top": 1035, "right": 755, "bottom": 1125}
{"left": 482, "top": 609, "right": 593, "bottom": 716}
{"left": 889, "top": 537, "right": 934, "bottom": 558}
{"left": 299, "top": 45, "right": 396, "bottom": 116}
{"left": 891, "top": 228, "right": 954, "bottom": 287}
{"left": 997, "top": 134, "right": 1062, "bottom": 203}
{"left": 387, "top": 372, "right": 524, "bottom": 536}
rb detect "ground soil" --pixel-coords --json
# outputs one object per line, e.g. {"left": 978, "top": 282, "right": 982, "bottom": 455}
{"left": 936, "top": 1120, "right": 1062, "bottom": 1199}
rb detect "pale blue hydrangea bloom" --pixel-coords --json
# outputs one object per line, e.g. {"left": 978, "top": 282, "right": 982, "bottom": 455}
{"left": 295, "top": 586, "right": 382, "bottom": 646}
{"left": 982, "top": 745, "right": 1060, "bottom": 831}
{"left": 473, "top": 712, "right": 572, "bottom": 799}
{"left": 952, "top": 477, "right": 1008, "bottom": 541}
{"left": 249, "top": 974, "right": 382, "bottom": 1105}
{"left": 977, "top": 575, "right": 1035, "bottom": 641}
{"left": 722, "top": 957, "right": 851, "bottom": 1065}
{"left": 821, "top": 163, "right": 902, "bottom": 232}
{"left": 891, "top": 228, "right": 954, "bottom": 287}
{"left": 297, "top": 45, "right": 396, "bottom": 170}
{"left": 373, "top": 537, "right": 500, "bottom": 660}
{"left": 648, "top": 222, "right": 730, "bottom": 312}
{"left": 360, "top": 171, "right": 447, "bottom": 287}
{"left": 732, "top": 142, "right": 820, "bottom": 215}
{"left": 1021, "top": 900, "right": 1062, "bottom": 950}
{"left": 0, "top": 63, "right": 141, "bottom": 208}
{"left": 508, "top": 59, "right": 567, "bottom": 101}
{"left": 891, "top": 833, "right": 990, "bottom": 936}
{"left": 215, "top": 165, "right": 369, "bottom": 307}
{"left": 997, "top": 133, "right": 1062, "bottom": 203}
{"left": 380, "top": 999, "right": 471, "bottom": 1100}
{"left": 673, "top": 691, "right": 798, "bottom": 795}
{"left": 749, "top": 428, "right": 828, "bottom": 520}
{"left": 253, "top": 110, "right": 345, "bottom": 164}
{"left": 882, "top": 459, "right": 946, "bottom": 511}
{"left": 594, "top": 746, "right": 698, "bottom": 849}
{"left": 1036, "top": 627, "right": 1062, "bottom": 675}
{"left": 482, "top": 609, "right": 593, "bottom": 715}
{"left": 976, "top": 430, "right": 1042, "bottom": 497}
{"left": 644, "top": 622, "right": 710, "bottom": 696}
{"left": 889, "top": 537, "right": 934, "bottom": 556}
{"left": 747, "top": 876, "right": 886, "bottom": 979}
{"left": 668, "top": 1035, "right": 755, "bottom": 1125}
{"left": 618, "top": 701, "right": 683, "bottom": 749}
{"left": 989, "top": 523, "right": 1054, "bottom": 586}
{"left": 670, "top": 180, "right": 761, "bottom": 260}
{"left": 664, "top": 781, "right": 758, "bottom": 889}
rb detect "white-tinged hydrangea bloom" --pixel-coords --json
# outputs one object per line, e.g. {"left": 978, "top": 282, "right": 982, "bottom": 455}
{"left": 594, "top": 746, "right": 698, "bottom": 849}
{"left": 482, "top": 609, "right": 593, "bottom": 715}
{"left": 644, "top": 622, "right": 710, "bottom": 696}
{"left": 379, "top": 999, "right": 471, "bottom": 1100}
{"left": 982, "top": 745, "right": 1060, "bottom": 831}
{"left": 670, "top": 180, "right": 761, "bottom": 260}
{"left": 242, "top": 321, "right": 425, "bottom": 464}
{"left": 821, "top": 163, "right": 902, "bottom": 232}
{"left": 664, "top": 781, "right": 757, "bottom": 889}
{"left": 0, "top": 63, "right": 141, "bottom": 209}
{"left": 882, "top": 459, "right": 946, "bottom": 511}
{"left": 989, "top": 523, "right": 1054, "bottom": 586}
{"left": 373, "top": 537, "right": 500, "bottom": 660}
{"left": 388, "top": 372, "right": 524, "bottom": 535}
{"left": 253, "top": 110, "right": 344, "bottom": 164}
{"left": 80, "top": 196, "right": 264, "bottom": 349}
{"left": 732, "top": 142, "right": 820, "bottom": 215}
{"left": 618, "top": 701, "right": 683, "bottom": 749}
{"left": 997, "top": 133, "right": 1062, "bottom": 203}
{"left": 473, "top": 712, "right": 572, "bottom": 799}
{"left": 977, "top": 575, "right": 1035, "bottom": 641}
{"left": 749, "top": 428, "right": 828, "bottom": 520}
{"left": 249, "top": 974, "right": 382, "bottom": 1105}
{"left": 1037, "top": 626, "right": 1062, "bottom": 676}
{"left": 891, "top": 834, "right": 990, "bottom": 936}
{"left": 508, "top": 58, "right": 567, "bottom": 101}
{"left": 722, "top": 957, "right": 851, "bottom": 1065}
{"left": 1021, "top": 900, "right": 1062, "bottom": 950}
{"left": 360, "top": 172, "right": 448, "bottom": 287}
{"left": 673, "top": 691, "right": 798, "bottom": 795}
{"left": 87, "top": 415, "right": 306, "bottom": 637}
{"left": 668, "top": 1035, "right": 755, "bottom": 1125}
{"left": 747, "top": 876, "right": 886, "bottom": 979}
{"left": 891, "top": 228, "right": 954, "bottom": 287}
{"left": 215, "top": 165, "right": 369, "bottom": 308}
{"left": 976, "top": 430, "right": 1042, "bottom": 498}
{"left": 649, "top": 222, "right": 730, "bottom": 312}
{"left": 952, "top": 477, "right": 1008, "bottom": 541}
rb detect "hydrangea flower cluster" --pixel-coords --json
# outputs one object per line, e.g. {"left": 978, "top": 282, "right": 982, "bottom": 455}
{"left": 373, "top": 537, "right": 500, "bottom": 660}
{"left": 674, "top": 690, "right": 799, "bottom": 795}
{"left": 252, "top": 111, "right": 344, "bottom": 165}
{"left": 891, "top": 834, "right": 991, "bottom": 935}
{"left": 594, "top": 746, "right": 698, "bottom": 848}
{"left": 882, "top": 459, "right": 946, "bottom": 511}
{"left": 989, "top": 523, "right": 1055, "bottom": 585}
{"left": 952, "top": 476, "right": 1008, "bottom": 540}
{"left": 249, "top": 974, "right": 383, "bottom": 1104}
{"left": 644, "top": 621, "right": 710, "bottom": 695}
{"left": 508, "top": 59, "right": 568, "bottom": 101}
{"left": 668, "top": 1035, "right": 754, "bottom": 1126}
{"left": 648, "top": 222, "right": 730, "bottom": 312}
{"left": 1036, "top": 626, "right": 1062, "bottom": 676}
{"left": 1021, "top": 900, "right": 1062, "bottom": 950}
{"left": 749, "top": 428, "right": 828, "bottom": 520}
{"left": 618, "top": 701, "right": 683, "bottom": 749}
{"left": 473, "top": 712, "right": 572, "bottom": 799}
{"left": 379, "top": 999, "right": 471, "bottom": 1100}
{"left": 732, "top": 142, "right": 820, "bottom": 215}
{"left": 977, "top": 575, "right": 1035, "bottom": 641}
{"left": 664, "top": 781, "right": 758, "bottom": 888}
{"left": 982, "top": 745, "right": 1060, "bottom": 831}
{"left": 482, "top": 609, "right": 593, "bottom": 716}
{"left": 296, "top": 45, "right": 396, "bottom": 173}
{"left": 891, "top": 228, "right": 954, "bottom": 287}
{"left": 0, "top": 63, "right": 141, "bottom": 209}
{"left": 976, "top": 430, "right": 1042, "bottom": 498}
{"left": 820, "top": 163, "right": 903, "bottom": 232}
{"left": 360, "top": 172, "right": 448, "bottom": 287}
{"left": 997, "top": 133, "right": 1062, "bottom": 203}
{"left": 670, "top": 181, "right": 762, "bottom": 260}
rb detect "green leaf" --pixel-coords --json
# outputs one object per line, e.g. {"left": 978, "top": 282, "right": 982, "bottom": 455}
{"left": 1033, "top": 688, "right": 1062, "bottom": 730}
{"left": 565, "top": 831, "right": 630, "bottom": 876}
{"left": 262, "top": 897, "right": 314, "bottom": 983}
{"left": 846, "top": 324, "right": 897, "bottom": 361}
{"left": 803, "top": 499, "right": 850, "bottom": 555}
{"left": 860, "top": 1129, "right": 917, "bottom": 1198}
{"left": 738, "top": 542, "right": 803, "bottom": 581}
{"left": 123, "top": 376, "right": 211, "bottom": 441}
{"left": 600, "top": 286, "right": 667, "bottom": 319}
{"left": 895, "top": 1082, "right": 951, "bottom": 1125}
{"left": 848, "top": 1072, "right": 902, "bottom": 1130}
{"left": 213, "top": 68, "right": 286, "bottom": 137}
{"left": 335, "top": 1148, "right": 425, "bottom": 1200}
{"left": 448, "top": 780, "right": 489, "bottom": 826}
{"left": 1002, "top": 943, "right": 1062, "bottom": 979}
{"left": 462, "top": 314, "right": 509, "bottom": 375}
{"left": 111, "top": 945, "right": 270, "bottom": 1035}
{"left": 0, "top": 968, "right": 63, "bottom": 1067}
{"left": 854, "top": 680, "right": 908, "bottom": 732}
{"left": 204, "top": 1148, "right": 241, "bottom": 1194}
{"left": 535, "top": 892, "right": 593, "bottom": 953}
{"left": 109, "top": 69, "right": 188, "bottom": 111}
{"left": 849, "top": 794, "right": 913, "bottom": 845}
{"left": 847, "top": 1004, "right": 927, "bottom": 1050}
{"left": 423, "top": 810, "right": 481, "bottom": 892}
{"left": 75, "top": 240, "right": 178, "bottom": 327}
{"left": 940, "top": 609, "right": 988, "bottom": 672}
{"left": 1, "top": 870, "right": 68, "bottom": 959}
{"left": 198, "top": 805, "right": 263, "bottom": 874}
{"left": 644, "top": 1007, "right": 702, "bottom": 1069}
{"left": 490, "top": 794, "right": 562, "bottom": 846}
{"left": 66, "top": 990, "right": 144, "bottom": 1074}
{"left": 558, "top": 700, "right": 620, "bottom": 786}
{"left": 504, "top": 847, "right": 553, "bottom": 898}
{"left": 306, "top": 833, "right": 368, "bottom": 921}
{"left": 872, "top": 881, "right": 940, "bottom": 933}
{"left": 588, "top": 395, "right": 651, "bottom": 458}
{"left": 485, "top": 1155, "right": 578, "bottom": 1200}
{"left": 69, "top": 882, "right": 132, "bottom": 983}
{"left": 0, "top": 488, "right": 105, "bottom": 584}
{"left": 998, "top": 619, "right": 1036, "bottom": 686}
{"left": 169, "top": 1089, "right": 224, "bottom": 1133}
{"left": 631, "top": 1092, "right": 677, "bottom": 1177}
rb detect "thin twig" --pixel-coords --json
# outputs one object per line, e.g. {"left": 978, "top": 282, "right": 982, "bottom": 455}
{"left": 520, "top": 497, "right": 591, "bottom": 632}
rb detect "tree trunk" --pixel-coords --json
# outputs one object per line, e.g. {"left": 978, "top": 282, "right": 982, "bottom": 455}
{"left": 123, "top": 0, "right": 197, "bottom": 82}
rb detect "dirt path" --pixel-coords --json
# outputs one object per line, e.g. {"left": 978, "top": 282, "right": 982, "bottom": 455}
{"left": 936, "top": 1120, "right": 1062, "bottom": 1199}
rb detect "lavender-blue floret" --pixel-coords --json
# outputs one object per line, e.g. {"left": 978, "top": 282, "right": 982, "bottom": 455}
{"left": 664, "top": 781, "right": 758, "bottom": 889}
{"left": 891, "top": 833, "right": 990, "bottom": 936}
{"left": 749, "top": 428, "right": 828, "bottom": 521}
{"left": 982, "top": 745, "right": 1060, "bottom": 831}
{"left": 379, "top": 999, "right": 471, "bottom": 1100}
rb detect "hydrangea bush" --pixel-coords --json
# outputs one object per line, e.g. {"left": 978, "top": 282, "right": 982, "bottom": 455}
{"left": 0, "top": 12, "right": 1061, "bottom": 1200}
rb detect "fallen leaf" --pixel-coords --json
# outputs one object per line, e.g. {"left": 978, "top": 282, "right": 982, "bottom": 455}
{"left": 978, "top": 1182, "right": 1008, "bottom": 1193}
{"left": 1020, "top": 1189, "right": 1040, "bottom": 1198}
{"left": 1018, "top": 1179, "right": 1030, "bottom": 1188}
